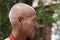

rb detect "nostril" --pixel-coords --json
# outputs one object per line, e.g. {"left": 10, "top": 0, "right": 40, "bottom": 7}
{"left": 26, "top": 37, "right": 31, "bottom": 40}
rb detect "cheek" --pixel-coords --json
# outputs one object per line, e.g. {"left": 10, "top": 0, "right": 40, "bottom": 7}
{"left": 24, "top": 20, "right": 34, "bottom": 27}
{"left": 27, "top": 21, "right": 34, "bottom": 30}
{"left": 23, "top": 20, "right": 35, "bottom": 35}
{"left": 27, "top": 21, "right": 35, "bottom": 35}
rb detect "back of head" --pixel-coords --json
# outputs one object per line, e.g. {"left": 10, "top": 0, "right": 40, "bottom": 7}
{"left": 9, "top": 3, "right": 36, "bottom": 26}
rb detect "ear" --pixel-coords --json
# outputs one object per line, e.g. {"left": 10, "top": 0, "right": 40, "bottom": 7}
{"left": 18, "top": 16, "right": 24, "bottom": 23}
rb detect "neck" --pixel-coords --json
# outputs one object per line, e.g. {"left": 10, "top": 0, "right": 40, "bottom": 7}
{"left": 10, "top": 25, "right": 32, "bottom": 40}
{"left": 12, "top": 25, "right": 26, "bottom": 40}
{"left": 11, "top": 29, "right": 27, "bottom": 40}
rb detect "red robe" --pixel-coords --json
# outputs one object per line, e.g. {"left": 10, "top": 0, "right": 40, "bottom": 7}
{"left": 4, "top": 33, "right": 15, "bottom": 40}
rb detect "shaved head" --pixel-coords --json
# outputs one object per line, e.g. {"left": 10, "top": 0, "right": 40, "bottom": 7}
{"left": 9, "top": 3, "right": 36, "bottom": 26}
{"left": 7, "top": 3, "right": 39, "bottom": 40}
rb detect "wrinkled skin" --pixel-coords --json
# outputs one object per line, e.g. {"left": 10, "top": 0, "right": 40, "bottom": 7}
{"left": 9, "top": 3, "right": 39, "bottom": 40}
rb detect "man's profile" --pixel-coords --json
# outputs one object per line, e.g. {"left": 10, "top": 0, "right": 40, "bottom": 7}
{"left": 5, "top": 3, "right": 39, "bottom": 40}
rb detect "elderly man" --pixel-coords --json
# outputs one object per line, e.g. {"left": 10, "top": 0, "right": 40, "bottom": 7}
{"left": 5, "top": 3, "right": 39, "bottom": 40}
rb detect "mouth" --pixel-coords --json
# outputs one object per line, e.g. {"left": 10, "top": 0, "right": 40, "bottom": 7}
{"left": 26, "top": 37, "right": 31, "bottom": 40}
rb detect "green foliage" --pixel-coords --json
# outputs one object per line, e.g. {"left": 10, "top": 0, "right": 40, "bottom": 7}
{"left": 22, "top": 0, "right": 33, "bottom": 6}
{"left": 0, "top": 0, "right": 12, "bottom": 40}
{"left": 36, "top": 4, "right": 54, "bottom": 27}
{"left": 0, "top": 0, "right": 33, "bottom": 40}
{"left": 0, "top": 0, "right": 24, "bottom": 40}
{"left": 51, "top": 3, "right": 60, "bottom": 21}
{"left": 0, "top": 0, "right": 60, "bottom": 40}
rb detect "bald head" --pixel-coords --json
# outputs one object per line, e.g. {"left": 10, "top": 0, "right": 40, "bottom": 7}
{"left": 9, "top": 3, "right": 36, "bottom": 25}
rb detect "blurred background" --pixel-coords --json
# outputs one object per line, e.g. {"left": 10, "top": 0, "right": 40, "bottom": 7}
{"left": 0, "top": 0, "right": 60, "bottom": 40}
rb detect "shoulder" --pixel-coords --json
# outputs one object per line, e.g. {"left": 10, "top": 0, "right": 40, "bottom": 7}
{"left": 4, "top": 38, "right": 10, "bottom": 40}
